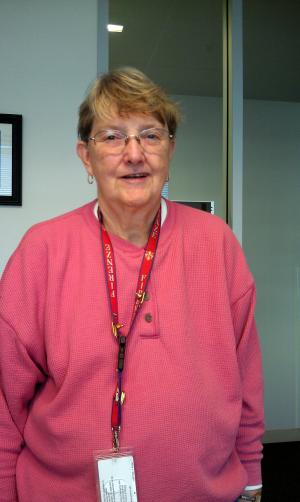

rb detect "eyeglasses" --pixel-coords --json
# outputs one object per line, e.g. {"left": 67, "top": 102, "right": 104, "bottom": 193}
{"left": 88, "top": 127, "right": 174, "bottom": 152}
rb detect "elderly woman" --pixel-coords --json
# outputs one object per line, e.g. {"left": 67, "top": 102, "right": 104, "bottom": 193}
{"left": 0, "top": 68, "right": 263, "bottom": 502}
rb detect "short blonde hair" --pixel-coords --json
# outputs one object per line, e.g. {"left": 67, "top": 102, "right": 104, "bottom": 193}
{"left": 78, "top": 67, "right": 181, "bottom": 142}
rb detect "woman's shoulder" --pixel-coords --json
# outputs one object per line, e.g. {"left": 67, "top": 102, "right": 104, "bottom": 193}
{"left": 1, "top": 201, "right": 97, "bottom": 278}
{"left": 167, "top": 199, "right": 232, "bottom": 239}
{"left": 23, "top": 200, "right": 96, "bottom": 243}
{"left": 169, "top": 199, "right": 245, "bottom": 257}
{"left": 167, "top": 200, "right": 253, "bottom": 292}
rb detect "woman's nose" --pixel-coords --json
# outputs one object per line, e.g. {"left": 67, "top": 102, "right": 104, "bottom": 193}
{"left": 123, "top": 135, "right": 144, "bottom": 162}
{"left": 124, "top": 134, "right": 141, "bottom": 146}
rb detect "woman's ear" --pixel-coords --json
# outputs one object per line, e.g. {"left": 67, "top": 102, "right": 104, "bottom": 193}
{"left": 76, "top": 141, "right": 94, "bottom": 176}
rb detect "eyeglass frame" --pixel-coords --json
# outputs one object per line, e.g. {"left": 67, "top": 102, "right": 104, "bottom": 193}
{"left": 88, "top": 127, "right": 174, "bottom": 150}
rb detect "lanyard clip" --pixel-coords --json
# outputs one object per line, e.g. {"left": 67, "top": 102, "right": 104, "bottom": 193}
{"left": 112, "top": 322, "right": 124, "bottom": 338}
{"left": 111, "top": 388, "right": 125, "bottom": 427}
{"left": 136, "top": 291, "right": 146, "bottom": 305}
{"left": 112, "top": 427, "right": 120, "bottom": 451}
{"left": 117, "top": 335, "right": 126, "bottom": 372}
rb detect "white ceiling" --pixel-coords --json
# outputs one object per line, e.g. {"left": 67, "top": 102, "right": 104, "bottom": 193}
{"left": 109, "top": 0, "right": 300, "bottom": 102}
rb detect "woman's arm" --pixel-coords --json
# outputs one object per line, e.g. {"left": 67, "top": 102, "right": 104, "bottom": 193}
{"left": 0, "top": 229, "right": 48, "bottom": 500}
{"left": 0, "top": 316, "right": 46, "bottom": 500}
{"left": 232, "top": 285, "right": 265, "bottom": 488}
{"left": 0, "top": 386, "right": 21, "bottom": 501}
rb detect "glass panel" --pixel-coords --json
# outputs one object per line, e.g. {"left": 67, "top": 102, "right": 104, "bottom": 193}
{"left": 243, "top": 0, "right": 300, "bottom": 431}
{"left": 109, "top": 0, "right": 225, "bottom": 218}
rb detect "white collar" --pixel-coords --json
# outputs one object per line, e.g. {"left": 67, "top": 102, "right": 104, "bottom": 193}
{"left": 93, "top": 198, "right": 167, "bottom": 226}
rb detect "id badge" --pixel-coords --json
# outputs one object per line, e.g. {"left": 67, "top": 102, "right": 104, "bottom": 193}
{"left": 95, "top": 448, "right": 138, "bottom": 502}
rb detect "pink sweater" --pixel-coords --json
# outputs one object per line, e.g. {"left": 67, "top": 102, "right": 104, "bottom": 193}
{"left": 0, "top": 200, "right": 264, "bottom": 502}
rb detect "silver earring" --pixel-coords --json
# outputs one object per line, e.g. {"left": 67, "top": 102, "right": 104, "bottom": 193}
{"left": 165, "top": 174, "right": 170, "bottom": 182}
{"left": 87, "top": 174, "right": 94, "bottom": 184}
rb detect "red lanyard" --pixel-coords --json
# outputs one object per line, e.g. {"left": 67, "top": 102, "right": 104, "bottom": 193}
{"left": 98, "top": 207, "right": 161, "bottom": 450}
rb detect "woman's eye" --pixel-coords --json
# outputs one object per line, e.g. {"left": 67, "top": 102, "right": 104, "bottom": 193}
{"left": 102, "top": 131, "right": 123, "bottom": 142}
{"left": 105, "top": 133, "right": 118, "bottom": 141}
{"left": 145, "top": 131, "right": 160, "bottom": 141}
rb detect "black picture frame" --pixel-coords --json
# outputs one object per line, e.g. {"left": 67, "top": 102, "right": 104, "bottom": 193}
{"left": 0, "top": 114, "right": 22, "bottom": 206}
{"left": 173, "top": 200, "right": 215, "bottom": 214}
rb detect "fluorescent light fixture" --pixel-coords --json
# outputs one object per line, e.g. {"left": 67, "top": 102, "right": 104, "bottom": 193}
{"left": 107, "top": 24, "right": 124, "bottom": 33}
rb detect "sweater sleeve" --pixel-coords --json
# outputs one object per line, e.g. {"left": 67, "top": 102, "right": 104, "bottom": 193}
{"left": 0, "top": 318, "right": 46, "bottom": 501}
{"left": 232, "top": 285, "right": 264, "bottom": 486}
{"left": 0, "top": 231, "right": 48, "bottom": 500}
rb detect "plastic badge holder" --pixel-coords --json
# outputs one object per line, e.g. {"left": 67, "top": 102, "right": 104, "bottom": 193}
{"left": 95, "top": 448, "right": 138, "bottom": 502}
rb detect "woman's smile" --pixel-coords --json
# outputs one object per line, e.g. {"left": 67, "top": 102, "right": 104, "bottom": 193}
{"left": 77, "top": 113, "right": 174, "bottom": 214}
{"left": 120, "top": 172, "right": 150, "bottom": 181}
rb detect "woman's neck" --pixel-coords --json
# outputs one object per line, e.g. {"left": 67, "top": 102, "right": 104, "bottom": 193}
{"left": 99, "top": 200, "right": 161, "bottom": 247}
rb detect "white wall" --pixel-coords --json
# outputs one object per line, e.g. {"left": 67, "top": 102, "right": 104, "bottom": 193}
{"left": 0, "top": 0, "right": 98, "bottom": 273}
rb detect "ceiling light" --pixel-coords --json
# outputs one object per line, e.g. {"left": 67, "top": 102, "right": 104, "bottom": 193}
{"left": 107, "top": 24, "right": 123, "bottom": 33}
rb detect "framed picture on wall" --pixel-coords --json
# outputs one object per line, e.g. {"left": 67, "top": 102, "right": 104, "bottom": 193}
{"left": 173, "top": 200, "right": 215, "bottom": 214}
{"left": 0, "top": 114, "right": 22, "bottom": 206}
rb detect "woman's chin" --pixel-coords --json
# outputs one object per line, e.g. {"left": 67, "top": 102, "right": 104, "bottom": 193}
{"left": 119, "top": 192, "right": 160, "bottom": 211}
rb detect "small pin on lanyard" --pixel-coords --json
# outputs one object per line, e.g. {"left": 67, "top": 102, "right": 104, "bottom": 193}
{"left": 99, "top": 207, "right": 161, "bottom": 450}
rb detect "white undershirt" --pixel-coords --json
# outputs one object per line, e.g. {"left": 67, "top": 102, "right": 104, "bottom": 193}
{"left": 93, "top": 198, "right": 167, "bottom": 225}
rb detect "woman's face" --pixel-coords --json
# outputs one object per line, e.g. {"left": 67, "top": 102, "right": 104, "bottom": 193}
{"left": 77, "top": 113, "right": 175, "bottom": 214}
